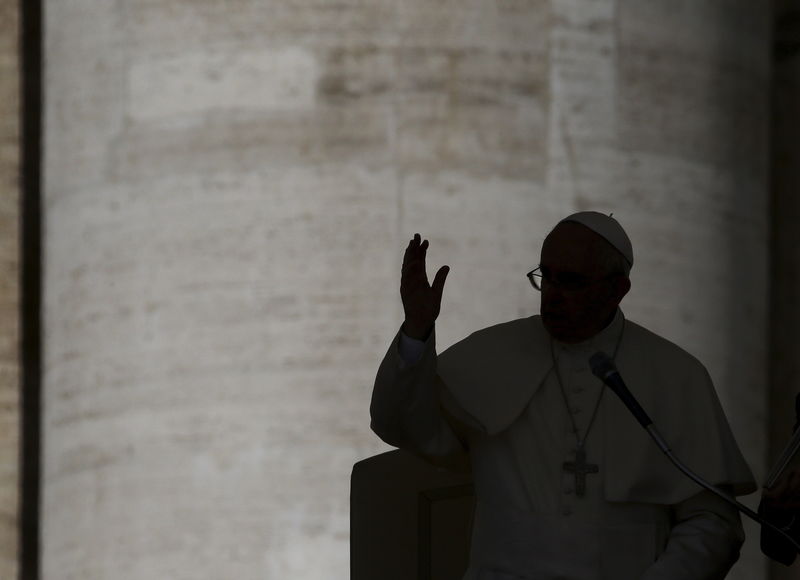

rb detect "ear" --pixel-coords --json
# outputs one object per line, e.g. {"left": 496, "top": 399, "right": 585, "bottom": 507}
{"left": 605, "top": 275, "right": 630, "bottom": 303}
{"left": 615, "top": 276, "right": 631, "bottom": 301}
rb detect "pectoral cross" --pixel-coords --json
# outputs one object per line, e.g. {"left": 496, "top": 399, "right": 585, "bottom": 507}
{"left": 563, "top": 445, "right": 598, "bottom": 497}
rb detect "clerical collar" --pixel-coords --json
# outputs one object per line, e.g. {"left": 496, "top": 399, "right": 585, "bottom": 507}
{"left": 552, "top": 307, "right": 624, "bottom": 352}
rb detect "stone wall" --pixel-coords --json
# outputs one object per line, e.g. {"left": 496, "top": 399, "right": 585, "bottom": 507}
{"left": 0, "top": 0, "right": 19, "bottom": 577}
{"left": 41, "top": 1, "right": 771, "bottom": 578}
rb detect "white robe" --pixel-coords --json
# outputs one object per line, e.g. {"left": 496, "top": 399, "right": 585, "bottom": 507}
{"left": 370, "top": 308, "right": 757, "bottom": 579}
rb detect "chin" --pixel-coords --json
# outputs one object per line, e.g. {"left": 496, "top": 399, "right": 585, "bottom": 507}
{"left": 543, "top": 318, "right": 589, "bottom": 343}
{"left": 542, "top": 318, "right": 570, "bottom": 338}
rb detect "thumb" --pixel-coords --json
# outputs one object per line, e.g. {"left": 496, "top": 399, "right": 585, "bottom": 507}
{"left": 432, "top": 265, "right": 450, "bottom": 295}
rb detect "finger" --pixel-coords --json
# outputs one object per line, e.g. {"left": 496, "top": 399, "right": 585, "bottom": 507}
{"left": 419, "top": 240, "right": 429, "bottom": 279}
{"left": 432, "top": 265, "right": 450, "bottom": 295}
{"left": 406, "top": 234, "right": 422, "bottom": 254}
{"left": 416, "top": 238, "right": 428, "bottom": 263}
{"left": 403, "top": 234, "right": 420, "bottom": 266}
{"left": 403, "top": 235, "right": 429, "bottom": 280}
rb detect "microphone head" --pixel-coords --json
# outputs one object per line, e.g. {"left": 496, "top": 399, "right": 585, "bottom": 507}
{"left": 589, "top": 351, "right": 616, "bottom": 380}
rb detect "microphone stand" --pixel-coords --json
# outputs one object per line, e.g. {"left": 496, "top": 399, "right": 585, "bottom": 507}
{"left": 643, "top": 423, "right": 800, "bottom": 554}
{"left": 589, "top": 352, "right": 800, "bottom": 556}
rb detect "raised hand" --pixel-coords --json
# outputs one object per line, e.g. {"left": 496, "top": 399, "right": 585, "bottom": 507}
{"left": 400, "top": 233, "right": 450, "bottom": 340}
{"left": 764, "top": 467, "right": 800, "bottom": 509}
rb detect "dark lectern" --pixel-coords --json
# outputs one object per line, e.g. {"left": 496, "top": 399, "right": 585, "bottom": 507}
{"left": 350, "top": 449, "right": 475, "bottom": 580}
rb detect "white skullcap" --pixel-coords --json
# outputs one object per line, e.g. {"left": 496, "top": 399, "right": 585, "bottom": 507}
{"left": 558, "top": 211, "right": 633, "bottom": 267}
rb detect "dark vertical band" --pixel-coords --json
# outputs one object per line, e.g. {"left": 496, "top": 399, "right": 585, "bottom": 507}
{"left": 19, "top": 0, "right": 42, "bottom": 576}
{"left": 417, "top": 484, "right": 474, "bottom": 579}
{"left": 769, "top": 2, "right": 800, "bottom": 577}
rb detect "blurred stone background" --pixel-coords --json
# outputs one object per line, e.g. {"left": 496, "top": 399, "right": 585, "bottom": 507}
{"left": 0, "top": 0, "right": 19, "bottom": 577}
{"left": 4, "top": 0, "right": 800, "bottom": 578}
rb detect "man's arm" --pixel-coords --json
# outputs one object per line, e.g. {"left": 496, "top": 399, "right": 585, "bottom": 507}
{"left": 639, "top": 485, "right": 745, "bottom": 580}
{"left": 369, "top": 324, "right": 470, "bottom": 471}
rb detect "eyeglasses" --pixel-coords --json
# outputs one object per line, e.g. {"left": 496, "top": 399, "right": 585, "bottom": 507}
{"left": 526, "top": 265, "right": 619, "bottom": 292}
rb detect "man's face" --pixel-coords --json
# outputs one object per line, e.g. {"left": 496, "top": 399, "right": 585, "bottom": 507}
{"left": 539, "top": 222, "right": 631, "bottom": 343}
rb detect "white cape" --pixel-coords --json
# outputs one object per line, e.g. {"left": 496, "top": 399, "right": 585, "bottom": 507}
{"left": 435, "top": 314, "right": 757, "bottom": 504}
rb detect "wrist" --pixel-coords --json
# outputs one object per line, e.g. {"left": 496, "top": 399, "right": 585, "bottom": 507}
{"left": 403, "top": 321, "right": 432, "bottom": 340}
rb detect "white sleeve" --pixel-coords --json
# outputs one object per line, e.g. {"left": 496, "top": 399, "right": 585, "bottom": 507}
{"left": 638, "top": 486, "right": 745, "bottom": 580}
{"left": 369, "top": 324, "right": 467, "bottom": 462}
{"left": 398, "top": 328, "right": 427, "bottom": 366}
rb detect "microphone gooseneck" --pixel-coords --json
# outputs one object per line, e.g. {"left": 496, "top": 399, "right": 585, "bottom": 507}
{"left": 590, "top": 351, "right": 800, "bottom": 556}
{"left": 590, "top": 352, "right": 654, "bottom": 431}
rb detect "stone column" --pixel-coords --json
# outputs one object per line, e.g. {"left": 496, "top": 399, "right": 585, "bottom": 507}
{"left": 550, "top": 3, "right": 770, "bottom": 575}
{"left": 769, "top": 1, "right": 800, "bottom": 579}
{"left": 0, "top": 0, "right": 19, "bottom": 577}
{"left": 41, "top": 1, "right": 770, "bottom": 578}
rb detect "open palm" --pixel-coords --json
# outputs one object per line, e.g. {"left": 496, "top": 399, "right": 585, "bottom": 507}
{"left": 400, "top": 233, "right": 450, "bottom": 338}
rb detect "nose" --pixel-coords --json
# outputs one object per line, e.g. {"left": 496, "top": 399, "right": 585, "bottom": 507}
{"left": 541, "top": 278, "right": 565, "bottom": 298}
{"left": 541, "top": 284, "right": 565, "bottom": 311}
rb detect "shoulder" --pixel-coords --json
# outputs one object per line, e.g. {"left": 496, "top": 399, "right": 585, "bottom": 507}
{"left": 623, "top": 318, "right": 710, "bottom": 381}
{"left": 439, "top": 314, "right": 548, "bottom": 368}
{"left": 456, "top": 315, "right": 546, "bottom": 351}
{"left": 467, "top": 315, "right": 539, "bottom": 337}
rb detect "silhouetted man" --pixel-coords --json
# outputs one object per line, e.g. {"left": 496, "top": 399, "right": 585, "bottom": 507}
{"left": 371, "top": 212, "right": 756, "bottom": 579}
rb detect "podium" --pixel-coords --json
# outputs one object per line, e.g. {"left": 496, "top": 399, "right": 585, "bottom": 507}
{"left": 350, "top": 449, "right": 475, "bottom": 580}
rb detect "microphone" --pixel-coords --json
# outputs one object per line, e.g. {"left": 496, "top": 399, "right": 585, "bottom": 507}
{"left": 590, "top": 352, "right": 669, "bottom": 454}
{"left": 589, "top": 350, "right": 800, "bottom": 557}
{"left": 590, "top": 352, "right": 654, "bottom": 430}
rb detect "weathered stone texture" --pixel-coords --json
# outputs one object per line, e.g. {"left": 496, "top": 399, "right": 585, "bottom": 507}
{"left": 0, "top": 0, "right": 18, "bottom": 577}
{"left": 614, "top": 4, "right": 770, "bottom": 577}
{"left": 44, "top": 2, "right": 549, "bottom": 579}
{"left": 42, "top": 1, "right": 770, "bottom": 579}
